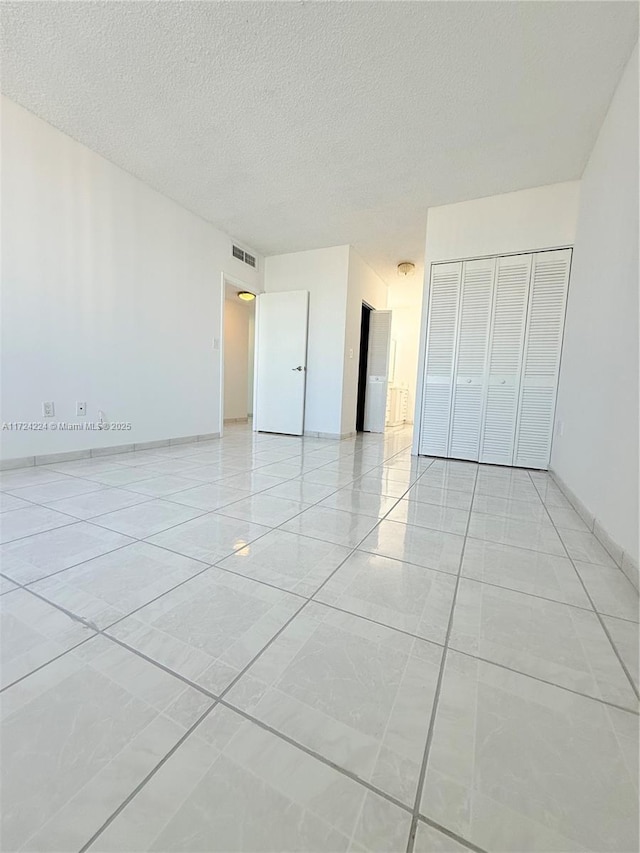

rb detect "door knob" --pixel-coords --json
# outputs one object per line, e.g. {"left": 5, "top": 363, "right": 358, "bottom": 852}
{"left": 292, "top": 366, "right": 304, "bottom": 371}
{"left": 466, "top": 379, "right": 472, "bottom": 384}
{"left": 500, "top": 379, "right": 506, "bottom": 385}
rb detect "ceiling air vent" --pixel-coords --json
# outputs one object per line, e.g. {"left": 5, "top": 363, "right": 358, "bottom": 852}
{"left": 232, "top": 244, "right": 258, "bottom": 270}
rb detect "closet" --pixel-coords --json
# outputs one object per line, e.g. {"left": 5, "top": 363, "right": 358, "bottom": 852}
{"left": 418, "top": 248, "right": 571, "bottom": 469}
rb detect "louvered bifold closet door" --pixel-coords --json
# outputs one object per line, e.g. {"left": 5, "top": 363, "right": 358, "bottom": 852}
{"left": 479, "top": 254, "right": 532, "bottom": 465}
{"left": 514, "top": 249, "right": 571, "bottom": 468}
{"left": 418, "top": 262, "right": 461, "bottom": 456}
{"left": 448, "top": 258, "right": 495, "bottom": 460}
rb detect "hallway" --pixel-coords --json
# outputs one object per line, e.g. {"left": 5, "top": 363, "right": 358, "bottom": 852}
{"left": 1, "top": 424, "right": 638, "bottom": 852}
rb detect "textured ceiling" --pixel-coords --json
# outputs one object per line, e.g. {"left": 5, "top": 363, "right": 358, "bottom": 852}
{"left": 1, "top": 1, "right": 637, "bottom": 285}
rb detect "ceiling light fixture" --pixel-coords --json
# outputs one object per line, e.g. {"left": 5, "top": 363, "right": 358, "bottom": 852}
{"left": 237, "top": 291, "right": 256, "bottom": 301}
{"left": 397, "top": 262, "right": 416, "bottom": 277}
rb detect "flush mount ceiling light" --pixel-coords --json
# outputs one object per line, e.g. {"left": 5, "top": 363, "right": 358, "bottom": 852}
{"left": 237, "top": 291, "right": 256, "bottom": 301}
{"left": 397, "top": 262, "right": 416, "bottom": 277}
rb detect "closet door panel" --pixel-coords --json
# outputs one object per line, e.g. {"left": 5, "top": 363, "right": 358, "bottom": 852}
{"left": 480, "top": 254, "right": 532, "bottom": 466}
{"left": 419, "top": 262, "right": 461, "bottom": 456}
{"left": 514, "top": 249, "right": 571, "bottom": 469}
{"left": 449, "top": 258, "right": 495, "bottom": 460}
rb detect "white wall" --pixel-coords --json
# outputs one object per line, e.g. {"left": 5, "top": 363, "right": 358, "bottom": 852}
{"left": 1, "top": 96, "right": 263, "bottom": 460}
{"left": 387, "top": 278, "right": 423, "bottom": 421}
{"left": 264, "top": 246, "right": 387, "bottom": 437}
{"left": 413, "top": 181, "right": 581, "bottom": 452}
{"left": 552, "top": 44, "right": 639, "bottom": 567}
{"left": 223, "top": 296, "right": 253, "bottom": 421}
{"left": 423, "top": 181, "right": 581, "bottom": 264}
{"left": 264, "top": 246, "right": 350, "bottom": 436}
{"left": 341, "top": 248, "right": 387, "bottom": 435}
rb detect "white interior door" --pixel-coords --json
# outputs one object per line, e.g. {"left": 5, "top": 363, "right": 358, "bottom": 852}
{"left": 514, "top": 249, "right": 572, "bottom": 468}
{"left": 479, "top": 254, "right": 533, "bottom": 465}
{"left": 448, "top": 258, "right": 495, "bottom": 460}
{"left": 363, "top": 310, "right": 392, "bottom": 433}
{"left": 418, "top": 262, "right": 462, "bottom": 455}
{"left": 254, "top": 291, "right": 309, "bottom": 435}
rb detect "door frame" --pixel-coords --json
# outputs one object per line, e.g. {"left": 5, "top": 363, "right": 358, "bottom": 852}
{"left": 355, "top": 302, "right": 373, "bottom": 432}
{"left": 218, "top": 272, "right": 258, "bottom": 437}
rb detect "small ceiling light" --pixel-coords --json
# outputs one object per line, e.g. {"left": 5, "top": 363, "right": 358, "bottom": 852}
{"left": 237, "top": 291, "right": 256, "bottom": 301}
{"left": 397, "top": 262, "right": 416, "bottom": 277}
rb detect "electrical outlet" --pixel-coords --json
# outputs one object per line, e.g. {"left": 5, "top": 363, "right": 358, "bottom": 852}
{"left": 556, "top": 419, "right": 564, "bottom": 437}
{"left": 42, "top": 402, "right": 55, "bottom": 417}
{"left": 349, "top": 348, "right": 354, "bottom": 359}
{"left": 76, "top": 401, "right": 87, "bottom": 416}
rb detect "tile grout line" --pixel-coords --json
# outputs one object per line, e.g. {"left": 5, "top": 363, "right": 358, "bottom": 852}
{"left": 1, "top": 435, "right": 411, "bottom": 577}
{"left": 451, "top": 649, "right": 638, "bottom": 715}
{"left": 214, "top": 694, "right": 413, "bottom": 811}
{"left": 1, "top": 445, "right": 415, "bottom": 688}
{"left": 2, "top": 433, "right": 389, "bottom": 495}
{"left": 5, "top": 447, "right": 637, "bottom": 717}
{"left": 5, "top": 445, "right": 635, "bottom": 681}
{"left": 2, "top": 434, "right": 413, "bottom": 607}
{"left": 5, "top": 435, "right": 477, "bottom": 850}
{"left": 18, "top": 587, "right": 483, "bottom": 852}
{"left": 0, "top": 460, "right": 375, "bottom": 586}
{"left": 2, "top": 450, "right": 407, "bottom": 620}
{"left": 2, "top": 436, "right": 414, "bottom": 595}
{"left": 8, "top": 560, "right": 637, "bottom": 718}
{"left": 0, "top": 539, "right": 139, "bottom": 586}
{"left": 18, "top": 439, "right": 624, "bottom": 852}
{"left": 0, "top": 432, "right": 378, "bottom": 522}
{"left": 527, "top": 472, "right": 640, "bottom": 702}
{"left": 102, "top": 631, "right": 220, "bottom": 701}
{"left": 104, "top": 438, "right": 420, "bottom": 615}
{"left": 405, "top": 463, "right": 480, "bottom": 853}
{"left": 78, "top": 438, "right": 441, "bottom": 850}
{"left": 32, "top": 547, "right": 632, "bottom": 853}
{"left": 8, "top": 449, "right": 638, "bottom": 721}
{"left": 417, "top": 815, "right": 488, "bottom": 853}
{"left": 77, "top": 697, "right": 221, "bottom": 853}
{"left": 0, "top": 633, "right": 97, "bottom": 693}
{"left": 354, "top": 543, "right": 616, "bottom": 616}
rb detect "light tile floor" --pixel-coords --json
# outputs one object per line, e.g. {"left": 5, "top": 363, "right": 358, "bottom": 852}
{"left": 1, "top": 425, "right": 638, "bottom": 852}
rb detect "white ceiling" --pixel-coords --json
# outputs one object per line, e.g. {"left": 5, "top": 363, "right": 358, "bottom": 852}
{"left": 1, "top": 2, "right": 637, "bottom": 285}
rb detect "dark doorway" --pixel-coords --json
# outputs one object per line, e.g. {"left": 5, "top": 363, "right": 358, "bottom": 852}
{"left": 356, "top": 303, "right": 372, "bottom": 432}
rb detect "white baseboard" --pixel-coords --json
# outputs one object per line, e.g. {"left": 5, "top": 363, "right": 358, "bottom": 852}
{"left": 303, "top": 430, "right": 355, "bottom": 440}
{"left": 549, "top": 467, "right": 639, "bottom": 592}
{"left": 0, "top": 432, "right": 222, "bottom": 471}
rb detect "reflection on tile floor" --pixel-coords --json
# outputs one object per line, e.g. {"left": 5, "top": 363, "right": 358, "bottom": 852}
{"left": 0, "top": 424, "right": 638, "bottom": 852}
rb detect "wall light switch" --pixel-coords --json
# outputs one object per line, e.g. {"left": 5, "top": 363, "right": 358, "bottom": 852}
{"left": 76, "top": 402, "right": 87, "bottom": 416}
{"left": 213, "top": 338, "right": 220, "bottom": 350}
{"left": 42, "top": 402, "right": 55, "bottom": 417}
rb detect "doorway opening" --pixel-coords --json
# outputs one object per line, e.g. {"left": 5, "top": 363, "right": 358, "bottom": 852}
{"left": 221, "top": 277, "right": 256, "bottom": 434}
{"left": 355, "top": 302, "right": 372, "bottom": 432}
